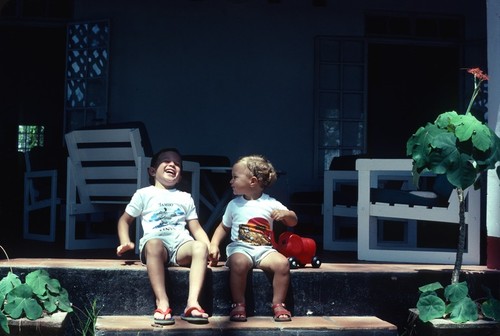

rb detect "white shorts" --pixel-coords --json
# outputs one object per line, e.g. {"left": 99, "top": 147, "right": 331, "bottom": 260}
{"left": 139, "top": 230, "right": 194, "bottom": 266}
{"left": 226, "top": 240, "right": 276, "bottom": 267}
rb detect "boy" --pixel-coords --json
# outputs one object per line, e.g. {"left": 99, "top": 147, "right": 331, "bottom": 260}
{"left": 117, "top": 148, "right": 212, "bottom": 325}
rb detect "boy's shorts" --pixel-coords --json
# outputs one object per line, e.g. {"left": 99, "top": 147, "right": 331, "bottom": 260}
{"left": 226, "top": 240, "right": 276, "bottom": 267}
{"left": 139, "top": 230, "right": 194, "bottom": 266}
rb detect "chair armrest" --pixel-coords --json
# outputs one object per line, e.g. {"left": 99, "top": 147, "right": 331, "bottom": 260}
{"left": 355, "top": 158, "right": 412, "bottom": 172}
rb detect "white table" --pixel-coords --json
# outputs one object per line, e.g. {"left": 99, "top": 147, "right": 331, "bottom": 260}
{"left": 199, "top": 166, "right": 233, "bottom": 232}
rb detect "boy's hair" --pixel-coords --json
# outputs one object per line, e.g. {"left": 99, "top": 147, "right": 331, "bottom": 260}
{"left": 236, "top": 154, "right": 277, "bottom": 188}
{"left": 149, "top": 148, "right": 183, "bottom": 185}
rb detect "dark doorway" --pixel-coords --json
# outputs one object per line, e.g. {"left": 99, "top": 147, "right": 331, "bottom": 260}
{"left": 367, "top": 43, "right": 460, "bottom": 158}
{"left": 0, "top": 25, "right": 66, "bottom": 149}
{"left": 0, "top": 24, "right": 66, "bottom": 239}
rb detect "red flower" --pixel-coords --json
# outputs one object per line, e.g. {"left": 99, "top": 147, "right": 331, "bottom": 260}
{"left": 467, "top": 67, "right": 489, "bottom": 81}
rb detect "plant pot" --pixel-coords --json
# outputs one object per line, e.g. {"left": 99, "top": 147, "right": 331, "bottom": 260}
{"left": 7, "top": 311, "right": 69, "bottom": 336}
{"left": 408, "top": 309, "right": 500, "bottom": 336}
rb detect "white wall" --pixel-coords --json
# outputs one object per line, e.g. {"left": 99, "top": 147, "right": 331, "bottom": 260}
{"left": 72, "top": 0, "right": 486, "bottom": 199}
{"left": 486, "top": 0, "right": 500, "bottom": 239}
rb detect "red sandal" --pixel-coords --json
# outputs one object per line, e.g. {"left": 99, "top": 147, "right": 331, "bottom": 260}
{"left": 230, "top": 303, "right": 247, "bottom": 322}
{"left": 272, "top": 303, "right": 292, "bottom": 322}
{"left": 153, "top": 307, "right": 175, "bottom": 325}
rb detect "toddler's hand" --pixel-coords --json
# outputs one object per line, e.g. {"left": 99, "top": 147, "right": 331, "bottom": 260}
{"left": 271, "top": 209, "right": 288, "bottom": 222}
{"left": 208, "top": 244, "right": 220, "bottom": 267}
{"left": 117, "top": 242, "right": 135, "bottom": 256}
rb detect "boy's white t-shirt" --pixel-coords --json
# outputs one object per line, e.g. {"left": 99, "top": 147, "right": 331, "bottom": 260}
{"left": 125, "top": 185, "right": 198, "bottom": 236}
{"left": 222, "top": 193, "right": 288, "bottom": 245}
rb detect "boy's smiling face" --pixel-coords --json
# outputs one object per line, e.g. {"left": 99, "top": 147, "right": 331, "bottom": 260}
{"left": 150, "top": 151, "right": 182, "bottom": 188}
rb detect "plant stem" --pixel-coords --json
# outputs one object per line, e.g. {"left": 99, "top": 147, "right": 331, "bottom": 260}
{"left": 451, "top": 188, "right": 466, "bottom": 284}
{"left": 465, "top": 82, "right": 481, "bottom": 115}
{"left": 0, "top": 245, "right": 13, "bottom": 273}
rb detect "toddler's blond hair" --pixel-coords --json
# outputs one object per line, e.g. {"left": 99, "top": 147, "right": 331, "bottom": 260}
{"left": 236, "top": 154, "right": 277, "bottom": 188}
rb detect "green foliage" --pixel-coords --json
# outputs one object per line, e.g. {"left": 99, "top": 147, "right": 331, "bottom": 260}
{"left": 407, "top": 68, "right": 500, "bottom": 190}
{"left": 0, "top": 313, "right": 6, "bottom": 336}
{"left": 406, "top": 111, "right": 500, "bottom": 190}
{"left": 0, "top": 269, "right": 73, "bottom": 335}
{"left": 482, "top": 297, "right": 500, "bottom": 321}
{"left": 407, "top": 69, "right": 500, "bottom": 325}
{"left": 72, "top": 298, "right": 102, "bottom": 336}
{"left": 417, "top": 281, "right": 500, "bottom": 324}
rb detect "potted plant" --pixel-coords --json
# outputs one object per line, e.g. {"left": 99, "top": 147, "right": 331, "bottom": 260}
{"left": 406, "top": 68, "right": 500, "bottom": 326}
{"left": 0, "top": 246, "right": 73, "bottom": 335}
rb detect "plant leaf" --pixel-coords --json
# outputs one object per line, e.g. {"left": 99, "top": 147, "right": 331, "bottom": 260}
{"left": 0, "top": 272, "right": 22, "bottom": 298}
{"left": 417, "top": 295, "right": 446, "bottom": 322}
{"left": 42, "top": 295, "right": 58, "bottom": 313}
{"left": 419, "top": 282, "right": 443, "bottom": 293}
{"left": 26, "top": 269, "right": 54, "bottom": 297}
{"left": 453, "top": 114, "right": 481, "bottom": 142}
{"left": 0, "top": 311, "right": 9, "bottom": 334}
{"left": 447, "top": 297, "right": 478, "bottom": 323}
{"left": 4, "top": 283, "right": 43, "bottom": 320}
{"left": 444, "top": 282, "right": 469, "bottom": 303}
{"left": 446, "top": 153, "right": 478, "bottom": 189}
{"left": 482, "top": 297, "right": 500, "bottom": 322}
{"left": 55, "top": 288, "right": 73, "bottom": 312}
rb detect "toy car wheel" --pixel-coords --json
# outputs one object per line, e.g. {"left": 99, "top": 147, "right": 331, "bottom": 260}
{"left": 311, "top": 256, "right": 321, "bottom": 268}
{"left": 288, "top": 257, "right": 299, "bottom": 269}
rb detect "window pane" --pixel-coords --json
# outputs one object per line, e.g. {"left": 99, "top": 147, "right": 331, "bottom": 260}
{"left": 342, "top": 93, "right": 364, "bottom": 119}
{"left": 320, "top": 120, "right": 340, "bottom": 146}
{"left": 342, "top": 121, "right": 364, "bottom": 147}
{"left": 320, "top": 149, "right": 340, "bottom": 171}
{"left": 320, "top": 64, "right": 340, "bottom": 90}
{"left": 66, "top": 79, "right": 86, "bottom": 108}
{"left": 343, "top": 65, "right": 364, "bottom": 91}
{"left": 66, "top": 109, "right": 96, "bottom": 131}
{"left": 87, "top": 79, "right": 105, "bottom": 107}
{"left": 320, "top": 40, "right": 340, "bottom": 62}
{"left": 342, "top": 41, "right": 364, "bottom": 63}
{"left": 319, "top": 92, "right": 340, "bottom": 118}
{"left": 18, "top": 125, "right": 44, "bottom": 152}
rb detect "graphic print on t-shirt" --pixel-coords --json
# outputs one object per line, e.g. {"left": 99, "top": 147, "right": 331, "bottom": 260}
{"left": 238, "top": 217, "right": 272, "bottom": 246}
{"left": 151, "top": 203, "right": 185, "bottom": 230}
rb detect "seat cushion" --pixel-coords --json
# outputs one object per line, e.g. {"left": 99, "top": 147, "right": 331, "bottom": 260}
{"left": 370, "top": 188, "right": 449, "bottom": 207}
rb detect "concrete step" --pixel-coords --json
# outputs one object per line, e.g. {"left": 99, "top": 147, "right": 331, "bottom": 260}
{"left": 95, "top": 315, "right": 398, "bottom": 335}
{"left": 1, "top": 257, "right": 499, "bottom": 335}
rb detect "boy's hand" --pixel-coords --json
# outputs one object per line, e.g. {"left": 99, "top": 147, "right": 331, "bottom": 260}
{"left": 117, "top": 242, "right": 135, "bottom": 256}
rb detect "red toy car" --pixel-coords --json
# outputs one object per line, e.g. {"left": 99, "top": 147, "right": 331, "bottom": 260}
{"left": 274, "top": 231, "right": 321, "bottom": 269}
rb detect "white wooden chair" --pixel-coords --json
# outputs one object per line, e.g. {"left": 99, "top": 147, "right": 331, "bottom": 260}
{"left": 23, "top": 150, "right": 60, "bottom": 242}
{"left": 65, "top": 127, "right": 200, "bottom": 250}
{"left": 356, "top": 158, "right": 480, "bottom": 264}
{"left": 323, "top": 170, "right": 358, "bottom": 251}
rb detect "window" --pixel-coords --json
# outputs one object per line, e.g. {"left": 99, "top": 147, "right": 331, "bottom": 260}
{"left": 314, "top": 37, "right": 367, "bottom": 176}
{"left": 64, "top": 20, "right": 110, "bottom": 133}
{"left": 18, "top": 125, "right": 45, "bottom": 152}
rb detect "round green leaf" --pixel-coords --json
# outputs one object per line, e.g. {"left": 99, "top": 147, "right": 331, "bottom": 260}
{"left": 419, "top": 282, "right": 443, "bottom": 293}
{"left": 417, "top": 295, "right": 446, "bottom": 322}
{"left": 0, "top": 311, "right": 9, "bottom": 334}
{"left": 482, "top": 297, "right": 500, "bottom": 322}
{"left": 448, "top": 297, "right": 478, "bottom": 323}
{"left": 444, "top": 282, "right": 469, "bottom": 303}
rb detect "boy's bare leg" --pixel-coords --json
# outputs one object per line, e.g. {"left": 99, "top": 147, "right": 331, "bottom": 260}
{"left": 145, "top": 239, "right": 171, "bottom": 318}
{"left": 177, "top": 240, "right": 209, "bottom": 317}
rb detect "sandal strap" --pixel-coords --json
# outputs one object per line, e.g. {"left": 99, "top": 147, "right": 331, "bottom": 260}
{"left": 230, "top": 302, "right": 246, "bottom": 318}
{"left": 272, "top": 303, "right": 291, "bottom": 315}
{"left": 271, "top": 303, "right": 287, "bottom": 310}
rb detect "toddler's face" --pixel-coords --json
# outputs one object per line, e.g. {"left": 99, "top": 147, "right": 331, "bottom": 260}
{"left": 230, "top": 162, "right": 252, "bottom": 195}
